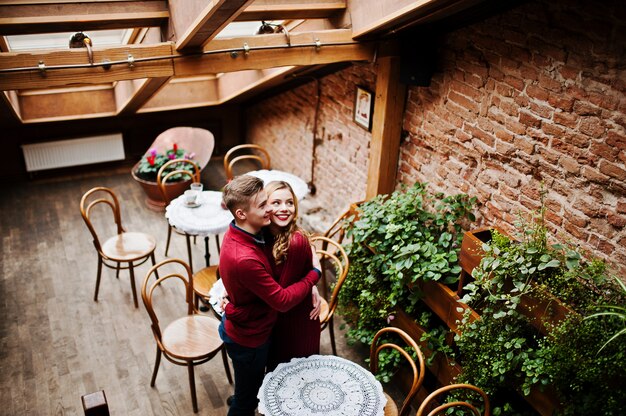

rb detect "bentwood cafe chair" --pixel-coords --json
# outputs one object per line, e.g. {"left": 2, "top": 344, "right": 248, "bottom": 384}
{"left": 310, "top": 235, "right": 350, "bottom": 356}
{"left": 80, "top": 187, "right": 158, "bottom": 308}
{"left": 141, "top": 258, "right": 232, "bottom": 413}
{"left": 416, "top": 383, "right": 491, "bottom": 416}
{"left": 370, "top": 327, "right": 426, "bottom": 416}
{"left": 157, "top": 158, "right": 201, "bottom": 270}
{"left": 223, "top": 143, "right": 271, "bottom": 180}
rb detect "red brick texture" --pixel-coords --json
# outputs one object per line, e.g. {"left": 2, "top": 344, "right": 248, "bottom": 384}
{"left": 245, "top": 65, "right": 376, "bottom": 227}
{"left": 246, "top": 0, "right": 626, "bottom": 274}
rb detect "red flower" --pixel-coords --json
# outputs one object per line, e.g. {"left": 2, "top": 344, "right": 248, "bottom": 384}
{"left": 147, "top": 155, "right": 156, "bottom": 166}
{"left": 173, "top": 143, "right": 178, "bottom": 152}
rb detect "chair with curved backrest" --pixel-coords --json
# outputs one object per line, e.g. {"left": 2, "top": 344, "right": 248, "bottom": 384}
{"left": 80, "top": 187, "right": 157, "bottom": 308}
{"left": 416, "top": 383, "right": 490, "bottom": 416}
{"left": 223, "top": 144, "right": 271, "bottom": 180}
{"left": 310, "top": 235, "right": 349, "bottom": 356}
{"left": 141, "top": 258, "right": 232, "bottom": 413}
{"left": 322, "top": 201, "right": 363, "bottom": 245}
{"left": 370, "top": 327, "right": 426, "bottom": 416}
{"left": 157, "top": 158, "right": 200, "bottom": 268}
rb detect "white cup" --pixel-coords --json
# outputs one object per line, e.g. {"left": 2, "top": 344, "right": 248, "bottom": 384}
{"left": 190, "top": 182, "right": 203, "bottom": 203}
{"left": 184, "top": 190, "right": 197, "bottom": 205}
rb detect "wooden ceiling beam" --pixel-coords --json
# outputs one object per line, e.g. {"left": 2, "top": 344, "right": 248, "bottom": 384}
{"left": 0, "top": 1, "right": 169, "bottom": 35}
{"left": 350, "top": 0, "right": 485, "bottom": 39}
{"left": 1, "top": 91, "right": 22, "bottom": 123}
{"left": 237, "top": 0, "right": 346, "bottom": 21}
{"left": 115, "top": 76, "right": 171, "bottom": 115}
{"left": 0, "top": 43, "right": 174, "bottom": 90}
{"left": 175, "top": 29, "right": 374, "bottom": 76}
{"left": 171, "top": 0, "right": 255, "bottom": 52}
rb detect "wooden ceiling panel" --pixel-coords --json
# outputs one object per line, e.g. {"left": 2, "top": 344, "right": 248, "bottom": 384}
{"left": 0, "top": 1, "right": 169, "bottom": 35}
{"left": 238, "top": 0, "right": 346, "bottom": 21}
{"left": 19, "top": 86, "right": 116, "bottom": 121}
{"left": 139, "top": 77, "right": 219, "bottom": 112}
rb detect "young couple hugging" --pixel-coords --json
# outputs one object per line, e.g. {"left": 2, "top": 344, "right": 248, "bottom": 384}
{"left": 218, "top": 175, "right": 322, "bottom": 416}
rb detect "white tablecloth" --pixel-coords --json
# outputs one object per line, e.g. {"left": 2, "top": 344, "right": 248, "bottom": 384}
{"left": 165, "top": 191, "right": 233, "bottom": 236}
{"left": 258, "top": 355, "right": 386, "bottom": 416}
{"left": 246, "top": 169, "right": 309, "bottom": 201}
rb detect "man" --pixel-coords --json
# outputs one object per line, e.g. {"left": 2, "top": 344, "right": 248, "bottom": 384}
{"left": 218, "top": 175, "right": 321, "bottom": 416}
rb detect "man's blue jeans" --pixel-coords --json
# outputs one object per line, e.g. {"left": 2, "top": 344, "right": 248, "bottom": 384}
{"left": 220, "top": 320, "right": 270, "bottom": 416}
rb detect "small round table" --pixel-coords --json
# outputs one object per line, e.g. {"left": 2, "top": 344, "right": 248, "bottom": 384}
{"left": 165, "top": 191, "right": 233, "bottom": 267}
{"left": 258, "top": 355, "right": 386, "bottom": 416}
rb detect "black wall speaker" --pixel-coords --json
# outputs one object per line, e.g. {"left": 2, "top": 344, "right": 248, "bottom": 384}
{"left": 399, "top": 40, "right": 437, "bottom": 87}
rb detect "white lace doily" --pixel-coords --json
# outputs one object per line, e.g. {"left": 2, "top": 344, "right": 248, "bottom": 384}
{"left": 246, "top": 170, "right": 309, "bottom": 200}
{"left": 165, "top": 191, "right": 233, "bottom": 236}
{"left": 258, "top": 355, "right": 386, "bottom": 416}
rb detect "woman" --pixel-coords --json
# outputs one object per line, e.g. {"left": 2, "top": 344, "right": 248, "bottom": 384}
{"left": 264, "top": 180, "right": 321, "bottom": 370}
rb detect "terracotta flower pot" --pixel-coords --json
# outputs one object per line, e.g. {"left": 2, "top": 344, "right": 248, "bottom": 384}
{"left": 131, "top": 166, "right": 192, "bottom": 212}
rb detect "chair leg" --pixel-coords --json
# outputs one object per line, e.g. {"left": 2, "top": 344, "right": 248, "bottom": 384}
{"left": 186, "top": 234, "right": 193, "bottom": 274}
{"left": 94, "top": 256, "right": 103, "bottom": 302}
{"left": 150, "top": 253, "right": 159, "bottom": 281}
{"left": 115, "top": 262, "right": 120, "bottom": 279}
{"left": 188, "top": 363, "right": 198, "bottom": 413}
{"left": 164, "top": 224, "right": 173, "bottom": 257}
{"left": 128, "top": 263, "right": 138, "bottom": 308}
{"left": 150, "top": 347, "right": 161, "bottom": 387}
{"left": 329, "top": 316, "right": 337, "bottom": 356}
{"left": 221, "top": 347, "right": 233, "bottom": 384}
{"left": 215, "top": 234, "right": 221, "bottom": 255}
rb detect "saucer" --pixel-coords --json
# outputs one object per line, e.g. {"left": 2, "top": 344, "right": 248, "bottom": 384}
{"left": 184, "top": 200, "right": 201, "bottom": 208}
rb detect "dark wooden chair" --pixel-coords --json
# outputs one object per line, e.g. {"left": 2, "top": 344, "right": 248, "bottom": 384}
{"left": 223, "top": 144, "right": 271, "bottom": 180}
{"left": 370, "top": 327, "right": 426, "bottom": 416}
{"left": 416, "top": 383, "right": 490, "bottom": 416}
{"left": 80, "top": 187, "right": 157, "bottom": 308}
{"left": 157, "top": 158, "right": 201, "bottom": 269}
{"left": 141, "top": 258, "right": 232, "bottom": 413}
{"left": 310, "top": 235, "right": 349, "bottom": 356}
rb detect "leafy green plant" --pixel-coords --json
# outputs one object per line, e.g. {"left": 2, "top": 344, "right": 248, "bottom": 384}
{"left": 457, "top": 206, "right": 626, "bottom": 415}
{"left": 583, "top": 274, "right": 626, "bottom": 352}
{"left": 338, "top": 182, "right": 476, "bottom": 380}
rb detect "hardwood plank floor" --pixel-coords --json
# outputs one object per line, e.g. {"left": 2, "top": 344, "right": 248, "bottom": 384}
{"left": 0, "top": 161, "right": 386, "bottom": 416}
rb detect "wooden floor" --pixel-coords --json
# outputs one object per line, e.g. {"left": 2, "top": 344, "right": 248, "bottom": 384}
{"left": 0, "top": 160, "right": 381, "bottom": 416}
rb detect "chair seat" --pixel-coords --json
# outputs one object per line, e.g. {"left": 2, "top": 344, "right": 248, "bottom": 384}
{"left": 383, "top": 392, "right": 398, "bottom": 416}
{"left": 162, "top": 315, "right": 222, "bottom": 359}
{"left": 319, "top": 298, "right": 329, "bottom": 323}
{"left": 101, "top": 232, "right": 156, "bottom": 261}
{"left": 193, "top": 266, "right": 219, "bottom": 298}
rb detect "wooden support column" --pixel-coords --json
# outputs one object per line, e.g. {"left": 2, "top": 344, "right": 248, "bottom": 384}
{"left": 365, "top": 55, "right": 406, "bottom": 199}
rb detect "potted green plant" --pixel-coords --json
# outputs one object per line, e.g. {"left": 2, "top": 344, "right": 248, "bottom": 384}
{"left": 131, "top": 144, "right": 196, "bottom": 211}
{"left": 455, "top": 209, "right": 626, "bottom": 415}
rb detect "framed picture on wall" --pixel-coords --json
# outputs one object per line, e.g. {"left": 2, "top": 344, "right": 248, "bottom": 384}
{"left": 354, "top": 86, "right": 373, "bottom": 131}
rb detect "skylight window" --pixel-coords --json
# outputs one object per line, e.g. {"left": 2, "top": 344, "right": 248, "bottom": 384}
{"left": 6, "top": 29, "right": 129, "bottom": 51}
{"left": 215, "top": 21, "right": 282, "bottom": 39}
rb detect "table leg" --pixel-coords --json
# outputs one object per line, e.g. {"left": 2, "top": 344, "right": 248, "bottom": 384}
{"left": 204, "top": 236, "right": 210, "bottom": 267}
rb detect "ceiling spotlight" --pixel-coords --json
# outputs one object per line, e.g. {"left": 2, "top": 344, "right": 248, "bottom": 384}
{"left": 69, "top": 32, "right": 94, "bottom": 65}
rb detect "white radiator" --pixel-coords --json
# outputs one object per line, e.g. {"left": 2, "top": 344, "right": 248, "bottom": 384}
{"left": 22, "top": 134, "right": 125, "bottom": 172}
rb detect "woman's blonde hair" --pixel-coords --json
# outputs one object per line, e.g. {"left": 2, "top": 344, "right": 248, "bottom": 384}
{"left": 265, "top": 181, "right": 309, "bottom": 264}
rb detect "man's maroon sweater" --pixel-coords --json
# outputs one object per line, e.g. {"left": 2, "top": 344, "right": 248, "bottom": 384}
{"left": 220, "top": 223, "right": 319, "bottom": 348}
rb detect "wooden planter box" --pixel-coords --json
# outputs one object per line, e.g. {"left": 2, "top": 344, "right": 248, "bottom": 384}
{"left": 458, "top": 228, "right": 575, "bottom": 335}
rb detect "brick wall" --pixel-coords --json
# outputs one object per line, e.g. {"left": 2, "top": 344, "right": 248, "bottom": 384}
{"left": 399, "top": 0, "right": 626, "bottom": 271}
{"left": 246, "top": 65, "right": 376, "bottom": 229}
{"left": 246, "top": 0, "right": 626, "bottom": 272}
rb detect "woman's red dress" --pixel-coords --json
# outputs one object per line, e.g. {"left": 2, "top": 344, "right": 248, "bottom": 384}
{"left": 267, "top": 231, "right": 321, "bottom": 370}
